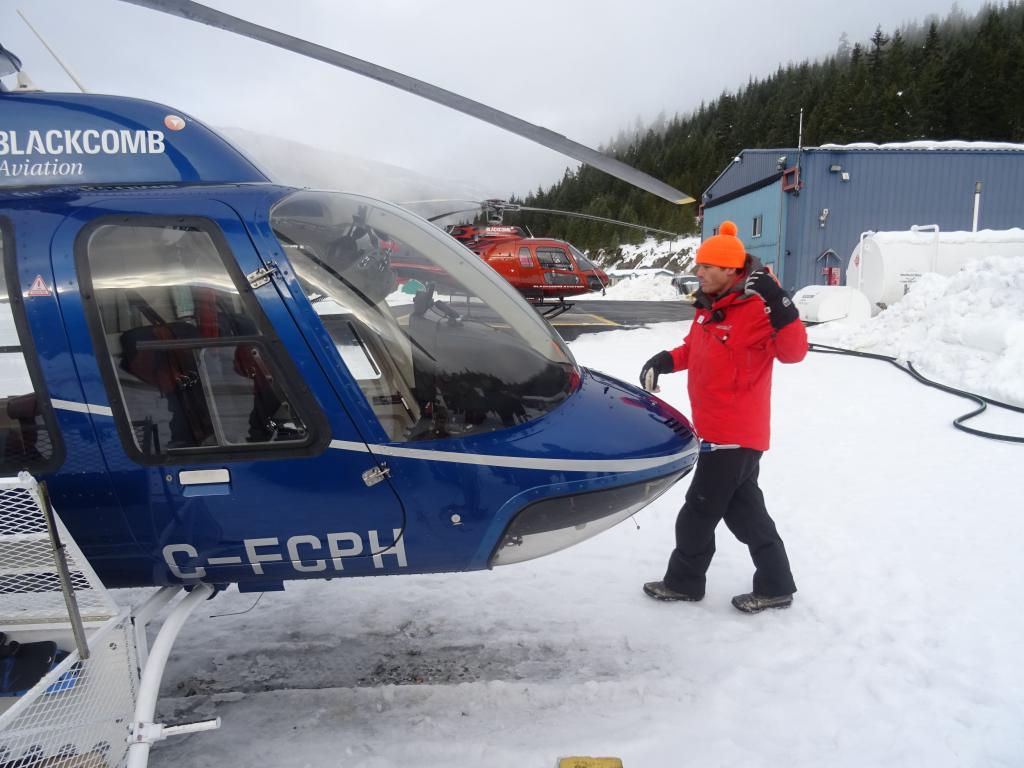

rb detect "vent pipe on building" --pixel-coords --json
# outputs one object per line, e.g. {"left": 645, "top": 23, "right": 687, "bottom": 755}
{"left": 972, "top": 181, "right": 982, "bottom": 232}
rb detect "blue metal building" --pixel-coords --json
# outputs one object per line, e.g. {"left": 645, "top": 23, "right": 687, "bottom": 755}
{"left": 700, "top": 143, "right": 1024, "bottom": 291}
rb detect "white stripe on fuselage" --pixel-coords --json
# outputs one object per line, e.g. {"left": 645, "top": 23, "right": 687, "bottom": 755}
{"left": 46, "top": 401, "right": 690, "bottom": 473}
{"left": 329, "top": 439, "right": 691, "bottom": 473}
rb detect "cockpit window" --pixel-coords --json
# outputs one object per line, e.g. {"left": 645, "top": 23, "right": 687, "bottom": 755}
{"left": 270, "top": 191, "right": 578, "bottom": 443}
{"left": 536, "top": 247, "right": 572, "bottom": 270}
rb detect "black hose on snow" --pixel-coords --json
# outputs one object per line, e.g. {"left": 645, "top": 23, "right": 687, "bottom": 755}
{"left": 808, "top": 342, "right": 1024, "bottom": 444}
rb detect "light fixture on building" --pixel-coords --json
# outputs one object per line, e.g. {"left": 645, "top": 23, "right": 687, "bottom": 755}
{"left": 829, "top": 163, "right": 842, "bottom": 173}
{"left": 818, "top": 208, "right": 830, "bottom": 227}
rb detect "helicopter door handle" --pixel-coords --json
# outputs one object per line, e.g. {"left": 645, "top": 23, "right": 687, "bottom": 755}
{"left": 178, "top": 469, "right": 231, "bottom": 497}
{"left": 246, "top": 262, "right": 282, "bottom": 289}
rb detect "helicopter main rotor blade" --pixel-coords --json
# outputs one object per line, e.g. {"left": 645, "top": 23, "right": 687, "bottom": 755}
{"left": 400, "top": 199, "right": 480, "bottom": 206}
{"left": 116, "top": 0, "right": 695, "bottom": 205}
{"left": 427, "top": 208, "right": 482, "bottom": 223}
{"left": 516, "top": 206, "right": 684, "bottom": 238}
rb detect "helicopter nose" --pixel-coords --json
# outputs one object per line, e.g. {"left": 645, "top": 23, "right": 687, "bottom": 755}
{"left": 489, "top": 469, "right": 685, "bottom": 566}
{"left": 488, "top": 368, "right": 697, "bottom": 566}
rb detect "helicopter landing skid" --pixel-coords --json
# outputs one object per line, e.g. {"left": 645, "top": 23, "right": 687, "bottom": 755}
{"left": 127, "top": 584, "right": 219, "bottom": 768}
{"left": 533, "top": 299, "right": 574, "bottom": 320}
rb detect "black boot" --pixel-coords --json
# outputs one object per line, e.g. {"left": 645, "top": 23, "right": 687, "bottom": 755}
{"left": 643, "top": 581, "right": 703, "bottom": 602}
{"left": 731, "top": 592, "right": 793, "bottom": 613}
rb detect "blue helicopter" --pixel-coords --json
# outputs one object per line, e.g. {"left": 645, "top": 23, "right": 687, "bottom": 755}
{"left": 0, "top": 1, "right": 699, "bottom": 594}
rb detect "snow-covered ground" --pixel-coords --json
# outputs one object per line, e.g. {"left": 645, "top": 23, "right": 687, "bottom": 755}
{"left": 576, "top": 273, "right": 688, "bottom": 302}
{"left": 604, "top": 235, "right": 700, "bottom": 273}
{"left": 146, "top": 260, "right": 1023, "bottom": 768}
{"left": 582, "top": 233, "right": 696, "bottom": 301}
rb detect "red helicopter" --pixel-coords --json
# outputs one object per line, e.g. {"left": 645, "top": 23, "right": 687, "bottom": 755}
{"left": 446, "top": 224, "right": 603, "bottom": 315}
{"left": 411, "top": 199, "right": 679, "bottom": 317}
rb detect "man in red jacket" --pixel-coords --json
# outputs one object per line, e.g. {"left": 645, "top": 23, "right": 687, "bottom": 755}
{"left": 639, "top": 220, "right": 807, "bottom": 613}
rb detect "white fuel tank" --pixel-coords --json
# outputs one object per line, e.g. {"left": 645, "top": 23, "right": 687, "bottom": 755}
{"left": 846, "top": 227, "right": 1024, "bottom": 308}
{"left": 793, "top": 285, "right": 872, "bottom": 323}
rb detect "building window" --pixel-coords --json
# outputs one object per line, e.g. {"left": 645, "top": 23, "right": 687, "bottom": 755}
{"left": 752, "top": 215, "right": 763, "bottom": 238}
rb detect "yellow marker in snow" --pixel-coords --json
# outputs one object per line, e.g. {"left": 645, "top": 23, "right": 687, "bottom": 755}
{"left": 557, "top": 758, "right": 623, "bottom": 768}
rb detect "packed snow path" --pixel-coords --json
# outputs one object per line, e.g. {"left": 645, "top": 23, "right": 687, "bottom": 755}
{"left": 146, "top": 322, "right": 1022, "bottom": 768}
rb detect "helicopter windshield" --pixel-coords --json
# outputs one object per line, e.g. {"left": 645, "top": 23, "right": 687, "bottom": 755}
{"left": 270, "top": 191, "right": 579, "bottom": 443}
{"left": 569, "top": 245, "right": 597, "bottom": 271}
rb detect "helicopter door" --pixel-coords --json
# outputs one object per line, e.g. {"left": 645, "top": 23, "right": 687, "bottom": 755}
{"left": 58, "top": 200, "right": 406, "bottom": 586}
{"left": 0, "top": 214, "right": 148, "bottom": 582}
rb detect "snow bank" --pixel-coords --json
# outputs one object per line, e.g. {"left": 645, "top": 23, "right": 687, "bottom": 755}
{"left": 818, "top": 139, "right": 1024, "bottom": 151}
{"left": 611, "top": 234, "right": 699, "bottom": 271}
{"left": 809, "top": 255, "right": 1024, "bottom": 405}
{"left": 865, "top": 227, "right": 1024, "bottom": 245}
{"left": 575, "top": 273, "right": 686, "bottom": 302}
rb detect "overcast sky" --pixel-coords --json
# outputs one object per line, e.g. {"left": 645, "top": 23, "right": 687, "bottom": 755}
{"left": 1, "top": 0, "right": 992, "bottom": 197}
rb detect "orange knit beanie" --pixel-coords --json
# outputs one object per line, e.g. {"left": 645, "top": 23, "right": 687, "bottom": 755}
{"left": 697, "top": 220, "right": 746, "bottom": 268}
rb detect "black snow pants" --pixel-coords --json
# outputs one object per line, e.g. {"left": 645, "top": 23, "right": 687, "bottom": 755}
{"left": 663, "top": 447, "right": 796, "bottom": 599}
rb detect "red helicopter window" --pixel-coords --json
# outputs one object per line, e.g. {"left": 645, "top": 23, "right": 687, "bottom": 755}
{"left": 81, "top": 221, "right": 318, "bottom": 459}
{"left": 517, "top": 247, "right": 533, "bottom": 268}
{"left": 0, "top": 225, "right": 61, "bottom": 474}
{"left": 536, "top": 247, "right": 572, "bottom": 270}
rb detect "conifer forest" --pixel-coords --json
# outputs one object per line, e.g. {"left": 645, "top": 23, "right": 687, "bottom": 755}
{"left": 505, "top": 3, "right": 1024, "bottom": 253}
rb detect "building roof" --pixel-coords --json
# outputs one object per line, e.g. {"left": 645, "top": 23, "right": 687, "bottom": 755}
{"left": 702, "top": 148, "right": 796, "bottom": 203}
{"left": 816, "top": 140, "right": 1024, "bottom": 152}
{"left": 703, "top": 141, "right": 1024, "bottom": 204}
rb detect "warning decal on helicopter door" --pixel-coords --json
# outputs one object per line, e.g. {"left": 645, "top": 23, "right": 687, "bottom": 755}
{"left": 26, "top": 275, "right": 51, "bottom": 297}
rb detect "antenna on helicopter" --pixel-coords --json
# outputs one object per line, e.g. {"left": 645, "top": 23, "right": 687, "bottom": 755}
{"left": 116, "top": 0, "right": 695, "bottom": 206}
{"left": 16, "top": 9, "right": 88, "bottom": 93}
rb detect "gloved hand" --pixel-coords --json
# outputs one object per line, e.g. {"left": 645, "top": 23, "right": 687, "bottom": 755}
{"left": 743, "top": 268, "right": 800, "bottom": 330}
{"left": 639, "top": 351, "right": 673, "bottom": 393}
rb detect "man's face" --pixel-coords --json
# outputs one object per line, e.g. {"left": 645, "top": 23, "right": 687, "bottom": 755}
{"left": 696, "top": 263, "right": 739, "bottom": 296}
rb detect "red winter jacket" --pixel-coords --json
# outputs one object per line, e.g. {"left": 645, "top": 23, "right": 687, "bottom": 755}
{"left": 668, "top": 273, "right": 807, "bottom": 451}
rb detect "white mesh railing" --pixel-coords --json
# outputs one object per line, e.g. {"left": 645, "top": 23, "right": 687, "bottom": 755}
{"left": 0, "top": 473, "right": 140, "bottom": 767}
{"left": 0, "top": 613, "right": 138, "bottom": 767}
{"left": 0, "top": 474, "right": 117, "bottom": 625}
